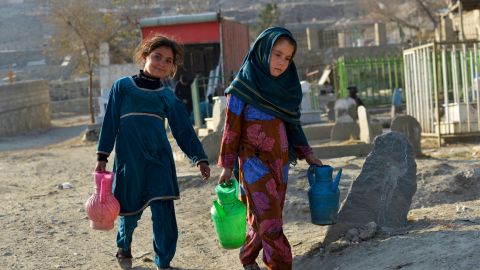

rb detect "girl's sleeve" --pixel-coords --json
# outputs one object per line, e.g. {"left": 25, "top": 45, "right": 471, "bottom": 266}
{"left": 167, "top": 95, "right": 208, "bottom": 166}
{"left": 286, "top": 123, "right": 314, "bottom": 160}
{"left": 218, "top": 94, "right": 245, "bottom": 169}
{"left": 97, "top": 81, "right": 122, "bottom": 157}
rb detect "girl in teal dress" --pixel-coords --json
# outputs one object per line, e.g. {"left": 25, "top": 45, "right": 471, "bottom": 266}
{"left": 95, "top": 35, "right": 210, "bottom": 270}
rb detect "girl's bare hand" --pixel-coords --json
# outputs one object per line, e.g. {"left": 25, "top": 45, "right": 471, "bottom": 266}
{"left": 305, "top": 154, "right": 323, "bottom": 166}
{"left": 218, "top": 168, "right": 233, "bottom": 185}
{"left": 95, "top": 161, "right": 107, "bottom": 172}
{"left": 197, "top": 162, "right": 210, "bottom": 180}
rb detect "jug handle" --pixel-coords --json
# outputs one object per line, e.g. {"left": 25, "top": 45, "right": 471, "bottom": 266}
{"left": 307, "top": 165, "right": 316, "bottom": 187}
{"left": 220, "top": 178, "right": 240, "bottom": 198}
{"left": 100, "top": 176, "right": 106, "bottom": 203}
{"left": 99, "top": 173, "right": 112, "bottom": 203}
{"left": 213, "top": 200, "right": 225, "bottom": 218}
{"left": 332, "top": 168, "right": 343, "bottom": 191}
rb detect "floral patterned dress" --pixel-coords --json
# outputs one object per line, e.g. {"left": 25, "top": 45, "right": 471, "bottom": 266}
{"left": 218, "top": 94, "right": 313, "bottom": 270}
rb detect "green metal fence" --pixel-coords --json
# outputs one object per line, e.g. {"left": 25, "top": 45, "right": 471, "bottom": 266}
{"left": 335, "top": 55, "right": 404, "bottom": 105}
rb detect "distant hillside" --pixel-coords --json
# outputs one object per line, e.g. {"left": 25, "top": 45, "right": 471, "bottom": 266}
{"left": 154, "top": 0, "right": 358, "bottom": 26}
{"left": 0, "top": 0, "right": 51, "bottom": 51}
{"left": 0, "top": 0, "right": 360, "bottom": 81}
{"left": 0, "top": 0, "right": 359, "bottom": 52}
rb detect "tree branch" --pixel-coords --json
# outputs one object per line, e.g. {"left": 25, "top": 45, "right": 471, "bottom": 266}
{"left": 415, "top": 0, "right": 438, "bottom": 27}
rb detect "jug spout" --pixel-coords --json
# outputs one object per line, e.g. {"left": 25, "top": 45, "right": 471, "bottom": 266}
{"left": 332, "top": 168, "right": 342, "bottom": 191}
{"left": 213, "top": 200, "right": 225, "bottom": 218}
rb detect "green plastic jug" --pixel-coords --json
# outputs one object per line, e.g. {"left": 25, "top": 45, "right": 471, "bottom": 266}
{"left": 210, "top": 179, "right": 247, "bottom": 249}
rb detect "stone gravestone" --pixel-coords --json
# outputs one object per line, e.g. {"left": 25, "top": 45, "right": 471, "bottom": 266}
{"left": 211, "top": 96, "right": 226, "bottom": 132}
{"left": 323, "top": 132, "right": 417, "bottom": 246}
{"left": 330, "top": 98, "right": 360, "bottom": 141}
{"left": 200, "top": 131, "right": 223, "bottom": 164}
{"left": 83, "top": 123, "right": 101, "bottom": 142}
{"left": 390, "top": 115, "right": 422, "bottom": 156}
{"left": 357, "top": 106, "right": 382, "bottom": 143}
{"left": 334, "top": 98, "right": 356, "bottom": 123}
{"left": 330, "top": 122, "right": 360, "bottom": 141}
{"left": 357, "top": 105, "right": 373, "bottom": 143}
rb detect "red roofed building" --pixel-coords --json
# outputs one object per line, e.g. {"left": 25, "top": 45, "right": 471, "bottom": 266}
{"left": 139, "top": 12, "right": 250, "bottom": 84}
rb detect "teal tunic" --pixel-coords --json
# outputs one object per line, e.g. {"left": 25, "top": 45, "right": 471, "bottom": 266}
{"left": 97, "top": 77, "right": 208, "bottom": 215}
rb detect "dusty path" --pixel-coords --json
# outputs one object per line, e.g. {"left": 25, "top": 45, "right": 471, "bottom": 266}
{"left": 0, "top": 117, "right": 479, "bottom": 269}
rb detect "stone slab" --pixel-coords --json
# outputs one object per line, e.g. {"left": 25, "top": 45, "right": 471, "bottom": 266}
{"left": 311, "top": 143, "right": 373, "bottom": 159}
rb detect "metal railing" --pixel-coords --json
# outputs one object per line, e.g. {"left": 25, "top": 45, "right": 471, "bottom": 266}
{"left": 335, "top": 55, "right": 404, "bottom": 105}
{"left": 308, "top": 83, "right": 333, "bottom": 112}
{"left": 403, "top": 41, "right": 480, "bottom": 142}
{"left": 189, "top": 74, "right": 333, "bottom": 130}
{"left": 190, "top": 75, "right": 229, "bottom": 129}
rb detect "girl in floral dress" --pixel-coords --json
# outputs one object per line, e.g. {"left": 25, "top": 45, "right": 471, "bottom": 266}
{"left": 217, "top": 27, "right": 323, "bottom": 270}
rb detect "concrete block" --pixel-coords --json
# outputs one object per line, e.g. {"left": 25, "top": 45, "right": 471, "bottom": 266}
{"left": 0, "top": 80, "right": 51, "bottom": 137}
{"left": 302, "top": 123, "right": 334, "bottom": 141}
{"left": 300, "top": 111, "right": 322, "bottom": 124}
{"left": 311, "top": 143, "right": 373, "bottom": 159}
{"left": 197, "top": 128, "right": 211, "bottom": 137}
{"left": 200, "top": 131, "right": 222, "bottom": 164}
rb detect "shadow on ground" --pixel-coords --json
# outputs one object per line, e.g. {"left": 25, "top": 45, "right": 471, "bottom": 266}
{"left": 0, "top": 116, "right": 89, "bottom": 152}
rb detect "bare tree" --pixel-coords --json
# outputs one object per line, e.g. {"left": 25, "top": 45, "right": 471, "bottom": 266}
{"left": 359, "top": 0, "right": 444, "bottom": 43}
{"left": 253, "top": 3, "right": 284, "bottom": 38}
{"left": 44, "top": 0, "right": 152, "bottom": 123}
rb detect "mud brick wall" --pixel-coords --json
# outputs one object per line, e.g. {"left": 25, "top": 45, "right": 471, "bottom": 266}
{"left": 48, "top": 79, "right": 100, "bottom": 118}
{"left": 0, "top": 80, "right": 51, "bottom": 137}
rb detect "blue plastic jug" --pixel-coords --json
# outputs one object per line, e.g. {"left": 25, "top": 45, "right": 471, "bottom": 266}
{"left": 307, "top": 165, "right": 342, "bottom": 225}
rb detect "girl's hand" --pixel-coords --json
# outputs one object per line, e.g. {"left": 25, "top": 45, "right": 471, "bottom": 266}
{"left": 218, "top": 168, "right": 233, "bottom": 185}
{"left": 305, "top": 153, "right": 323, "bottom": 166}
{"left": 95, "top": 161, "right": 107, "bottom": 172}
{"left": 197, "top": 162, "right": 210, "bottom": 180}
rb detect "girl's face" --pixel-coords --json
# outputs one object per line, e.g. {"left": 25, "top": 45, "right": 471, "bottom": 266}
{"left": 144, "top": 46, "right": 174, "bottom": 79}
{"left": 269, "top": 38, "right": 295, "bottom": 77}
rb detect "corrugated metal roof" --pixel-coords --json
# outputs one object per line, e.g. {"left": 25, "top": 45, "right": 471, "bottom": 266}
{"left": 139, "top": 12, "right": 219, "bottom": 27}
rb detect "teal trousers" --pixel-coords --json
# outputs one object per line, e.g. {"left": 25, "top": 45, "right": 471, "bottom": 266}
{"left": 116, "top": 200, "right": 178, "bottom": 268}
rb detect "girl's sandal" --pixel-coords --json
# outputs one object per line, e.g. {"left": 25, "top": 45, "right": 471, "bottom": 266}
{"left": 116, "top": 248, "right": 133, "bottom": 270}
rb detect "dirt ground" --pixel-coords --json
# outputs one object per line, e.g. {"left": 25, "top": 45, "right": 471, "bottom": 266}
{"left": 0, "top": 116, "right": 479, "bottom": 270}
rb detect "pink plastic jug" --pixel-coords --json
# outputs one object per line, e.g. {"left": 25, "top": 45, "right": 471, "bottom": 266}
{"left": 85, "top": 171, "right": 120, "bottom": 230}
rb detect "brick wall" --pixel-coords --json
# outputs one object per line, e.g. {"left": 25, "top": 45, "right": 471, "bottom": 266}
{"left": 0, "top": 80, "right": 51, "bottom": 137}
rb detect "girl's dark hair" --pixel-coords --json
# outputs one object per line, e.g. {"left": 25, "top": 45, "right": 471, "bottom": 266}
{"left": 133, "top": 34, "right": 184, "bottom": 76}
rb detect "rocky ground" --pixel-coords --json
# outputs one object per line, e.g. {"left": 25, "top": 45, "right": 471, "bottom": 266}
{"left": 0, "top": 116, "right": 479, "bottom": 270}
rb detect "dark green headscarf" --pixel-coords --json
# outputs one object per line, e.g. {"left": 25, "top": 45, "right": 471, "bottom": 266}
{"left": 225, "top": 27, "right": 302, "bottom": 125}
